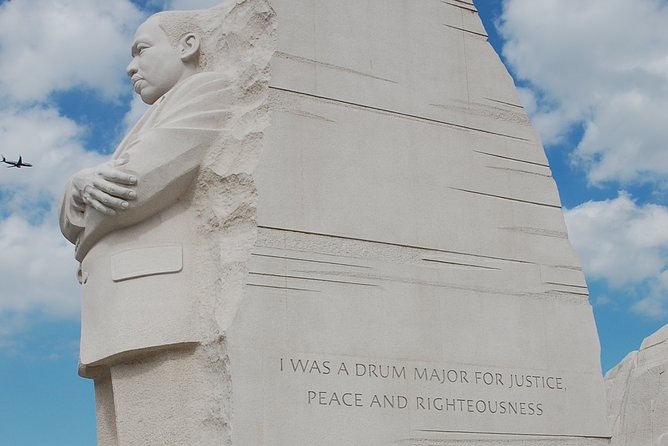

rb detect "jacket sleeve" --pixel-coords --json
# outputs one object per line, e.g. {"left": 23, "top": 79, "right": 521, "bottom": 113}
{"left": 59, "top": 179, "right": 85, "bottom": 246}
{"left": 74, "top": 74, "right": 231, "bottom": 261}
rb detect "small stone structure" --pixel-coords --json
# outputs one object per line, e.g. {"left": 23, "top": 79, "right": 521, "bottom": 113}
{"left": 606, "top": 325, "right": 668, "bottom": 446}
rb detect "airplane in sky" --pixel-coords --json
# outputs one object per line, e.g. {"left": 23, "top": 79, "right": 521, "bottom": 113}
{"left": 1, "top": 155, "right": 33, "bottom": 168}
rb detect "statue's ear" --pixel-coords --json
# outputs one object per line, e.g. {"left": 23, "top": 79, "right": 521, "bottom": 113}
{"left": 179, "top": 33, "right": 200, "bottom": 63}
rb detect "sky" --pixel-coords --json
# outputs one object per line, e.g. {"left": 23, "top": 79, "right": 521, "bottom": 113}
{"left": 0, "top": 0, "right": 666, "bottom": 444}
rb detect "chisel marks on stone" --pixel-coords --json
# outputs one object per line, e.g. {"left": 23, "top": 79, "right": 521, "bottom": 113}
{"left": 270, "top": 86, "right": 532, "bottom": 142}
{"left": 251, "top": 252, "right": 370, "bottom": 269}
{"left": 485, "top": 97, "right": 525, "bottom": 109}
{"left": 544, "top": 281, "right": 589, "bottom": 290}
{"left": 440, "top": 0, "right": 477, "bottom": 13}
{"left": 443, "top": 24, "right": 488, "bottom": 39}
{"left": 501, "top": 227, "right": 568, "bottom": 239}
{"left": 257, "top": 225, "right": 535, "bottom": 266}
{"left": 249, "top": 271, "right": 377, "bottom": 288}
{"left": 430, "top": 101, "right": 530, "bottom": 125}
{"left": 546, "top": 288, "right": 590, "bottom": 297}
{"left": 275, "top": 51, "right": 398, "bottom": 84}
{"left": 270, "top": 94, "right": 336, "bottom": 123}
{"left": 246, "top": 283, "right": 319, "bottom": 293}
{"left": 421, "top": 258, "right": 501, "bottom": 270}
{"left": 486, "top": 165, "right": 552, "bottom": 178}
{"left": 475, "top": 150, "right": 549, "bottom": 168}
{"left": 449, "top": 187, "right": 562, "bottom": 209}
{"left": 285, "top": 109, "right": 336, "bottom": 123}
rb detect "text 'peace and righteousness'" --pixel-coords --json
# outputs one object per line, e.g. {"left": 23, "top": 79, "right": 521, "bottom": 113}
{"left": 278, "top": 357, "right": 569, "bottom": 417}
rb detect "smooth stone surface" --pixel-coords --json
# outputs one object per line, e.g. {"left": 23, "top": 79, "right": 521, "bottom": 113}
{"left": 606, "top": 325, "right": 668, "bottom": 446}
{"left": 227, "top": 0, "right": 610, "bottom": 444}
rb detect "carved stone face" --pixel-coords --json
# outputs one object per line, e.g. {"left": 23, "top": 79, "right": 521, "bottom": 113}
{"left": 126, "top": 16, "right": 188, "bottom": 105}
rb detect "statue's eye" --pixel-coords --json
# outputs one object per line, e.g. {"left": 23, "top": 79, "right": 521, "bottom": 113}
{"left": 137, "top": 45, "right": 149, "bottom": 55}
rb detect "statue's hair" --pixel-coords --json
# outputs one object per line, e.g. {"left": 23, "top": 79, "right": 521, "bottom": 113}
{"left": 156, "top": 11, "right": 202, "bottom": 46}
{"left": 147, "top": 1, "right": 275, "bottom": 76}
{"left": 155, "top": 10, "right": 208, "bottom": 70}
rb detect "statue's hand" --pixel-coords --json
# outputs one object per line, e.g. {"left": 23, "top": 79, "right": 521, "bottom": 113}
{"left": 71, "top": 158, "right": 138, "bottom": 216}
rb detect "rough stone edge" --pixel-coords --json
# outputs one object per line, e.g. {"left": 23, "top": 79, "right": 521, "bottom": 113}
{"left": 189, "top": 0, "right": 277, "bottom": 443}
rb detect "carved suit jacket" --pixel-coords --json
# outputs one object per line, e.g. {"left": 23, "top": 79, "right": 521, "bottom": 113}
{"left": 59, "top": 72, "right": 230, "bottom": 367}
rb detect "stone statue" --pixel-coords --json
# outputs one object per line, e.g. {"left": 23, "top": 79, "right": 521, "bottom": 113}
{"left": 58, "top": 0, "right": 613, "bottom": 444}
{"left": 58, "top": 2, "right": 275, "bottom": 444}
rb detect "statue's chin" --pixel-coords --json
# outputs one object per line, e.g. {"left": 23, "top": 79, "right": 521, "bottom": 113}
{"left": 139, "top": 89, "right": 159, "bottom": 105}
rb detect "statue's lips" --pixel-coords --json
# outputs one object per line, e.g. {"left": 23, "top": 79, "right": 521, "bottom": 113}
{"left": 131, "top": 76, "right": 145, "bottom": 94}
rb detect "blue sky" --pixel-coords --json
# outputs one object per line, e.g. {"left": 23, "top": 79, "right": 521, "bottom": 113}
{"left": 0, "top": 0, "right": 666, "bottom": 444}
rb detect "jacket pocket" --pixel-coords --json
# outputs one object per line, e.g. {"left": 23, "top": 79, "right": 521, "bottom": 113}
{"left": 111, "top": 245, "right": 182, "bottom": 282}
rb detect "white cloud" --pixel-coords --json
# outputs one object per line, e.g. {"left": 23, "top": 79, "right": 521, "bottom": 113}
{"left": 0, "top": 215, "right": 80, "bottom": 318}
{"left": 0, "top": 106, "right": 106, "bottom": 343}
{"left": 564, "top": 194, "right": 668, "bottom": 318}
{"left": 0, "top": 215, "right": 80, "bottom": 360}
{"left": 633, "top": 293, "right": 667, "bottom": 320}
{"left": 593, "top": 294, "right": 613, "bottom": 308}
{"left": 499, "top": 0, "right": 668, "bottom": 185}
{"left": 0, "top": 105, "right": 111, "bottom": 347}
{"left": 0, "top": 106, "right": 107, "bottom": 212}
{"left": 0, "top": 0, "right": 144, "bottom": 103}
{"left": 0, "top": 1, "right": 149, "bottom": 348}
{"left": 0, "top": 312, "right": 29, "bottom": 344}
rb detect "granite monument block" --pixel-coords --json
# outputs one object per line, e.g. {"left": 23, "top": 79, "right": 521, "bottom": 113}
{"left": 59, "top": 1, "right": 611, "bottom": 444}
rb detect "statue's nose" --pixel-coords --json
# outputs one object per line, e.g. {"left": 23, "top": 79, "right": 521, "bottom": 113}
{"left": 126, "top": 58, "right": 138, "bottom": 77}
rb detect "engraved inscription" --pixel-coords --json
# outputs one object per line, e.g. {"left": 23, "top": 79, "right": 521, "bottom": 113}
{"left": 279, "top": 356, "right": 567, "bottom": 418}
